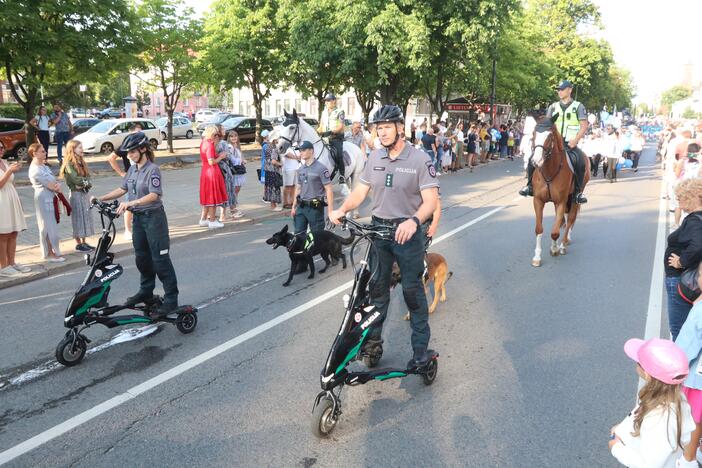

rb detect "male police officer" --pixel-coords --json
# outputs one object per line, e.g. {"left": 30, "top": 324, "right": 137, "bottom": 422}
{"left": 330, "top": 104, "right": 439, "bottom": 368}
{"left": 519, "top": 80, "right": 589, "bottom": 204}
{"left": 291, "top": 140, "right": 333, "bottom": 233}
{"left": 318, "top": 93, "right": 346, "bottom": 184}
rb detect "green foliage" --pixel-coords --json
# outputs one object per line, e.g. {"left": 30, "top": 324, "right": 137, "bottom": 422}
{"left": 681, "top": 107, "right": 701, "bottom": 120}
{"left": 201, "top": 0, "right": 284, "bottom": 137}
{"left": 661, "top": 85, "right": 692, "bottom": 108}
{"left": 0, "top": 104, "right": 26, "bottom": 119}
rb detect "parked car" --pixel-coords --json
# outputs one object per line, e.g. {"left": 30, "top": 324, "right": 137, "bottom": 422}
{"left": 195, "top": 109, "right": 220, "bottom": 123}
{"left": 97, "top": 108, "right": 122, "bottom": 119}
{"left": 221, "top": 117, "right": 273, "bottom": 143}
{"left": 269, "top": 115, "right": 319, "bottom": 128}
{"left": 73, "top": 118, "right": 162, "bottom": 154}
{"left": 50, "top": 118, "right": 101, "bottom": 143}
{"left": 68, "top": 108, "right": 95, "bottom": 119}
{"left": 0, "top": 118, "right": 30, "bottom": 160}
{"left": 196, "top": 113, "right": 244, "bottom": 134}
{"left": 156, "top": 117, "right": 194, "bottom": 139}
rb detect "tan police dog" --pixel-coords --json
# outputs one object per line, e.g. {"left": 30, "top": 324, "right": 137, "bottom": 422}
{"left": 390, "top": 252, "right": 452, "bottom": 320}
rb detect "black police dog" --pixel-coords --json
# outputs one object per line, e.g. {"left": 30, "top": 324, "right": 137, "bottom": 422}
{"left": 266, "top": 225, "right": 354, "bottom": 287}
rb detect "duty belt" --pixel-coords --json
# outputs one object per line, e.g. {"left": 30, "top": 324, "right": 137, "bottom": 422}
{"left": 297, "top": 197, "right": 326, "bottom": 209}
{"left": 372, "top": 215, "right": 433, "bottom": 226}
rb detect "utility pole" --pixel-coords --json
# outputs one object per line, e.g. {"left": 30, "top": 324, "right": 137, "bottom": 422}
{"left": 490, "top": 42, "right": 497, "bottom": 125}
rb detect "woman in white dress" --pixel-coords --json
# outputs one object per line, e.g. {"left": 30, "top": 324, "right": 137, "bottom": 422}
{"left": 28, "top": 143, "right": 65, "bottom": 262}
{"left": 0, "top": 140, "right": 30, "bottom": 277}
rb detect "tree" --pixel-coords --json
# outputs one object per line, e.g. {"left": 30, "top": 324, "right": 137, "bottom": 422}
{"left": 661, "top": 85, "right": 692, "bottom": 110}
{"left": 278, "top": 0, "right": 345, "bottom": 120}
{"left": 135, "top": 0, "right": 201, "bottom": 153}
{"left": 0, "top": 1, "right": 140, "bottom": 146}
{"left": 201, "top": 0, "right": 284, "bottom": 141}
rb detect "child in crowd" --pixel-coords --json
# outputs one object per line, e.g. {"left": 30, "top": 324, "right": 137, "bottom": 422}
{"left": 609, "top": 337, "right": 695, "bottom": 467}
{"left": 675, "top": 261, "right": 702, "bottom": 466}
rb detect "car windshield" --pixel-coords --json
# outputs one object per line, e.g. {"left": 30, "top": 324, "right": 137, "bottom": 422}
{"left": 223, "top": 117, "right": 244, "bottom": 127}
{"left": 206, "top": 114, "right": 229, "bottom": 124}
{"left": 86, "top": 121, "right": 114, "bottom": 133}
{"left": 156, "top": 118, "right": 168, "bottom": 127}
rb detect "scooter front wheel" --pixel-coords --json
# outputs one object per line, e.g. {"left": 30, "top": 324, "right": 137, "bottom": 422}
{"left": 311, "top": 396, "right": 338, "bottom": 438}
{"left": 176, "top": 312, "right": 198, "bottom": 334}
{"left": 421, "top": 358, "right": 438, "bottom": 386}
{"left": 55, "top": 334, "right": 87, "bottom": 367}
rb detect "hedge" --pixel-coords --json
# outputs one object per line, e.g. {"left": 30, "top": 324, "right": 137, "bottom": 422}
{"left": 0, "top": 104, "right": 27, "bottom": 120}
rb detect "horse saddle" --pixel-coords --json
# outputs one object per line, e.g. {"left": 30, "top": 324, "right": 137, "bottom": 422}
{"left": 324, "top": 142, "right": 351, "bottom": 166}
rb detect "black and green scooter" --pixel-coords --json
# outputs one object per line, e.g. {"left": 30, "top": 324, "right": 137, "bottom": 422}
{"left": 55, "top": 199, "right": 198, "bottom": 367}
{"left": 311, "top": 217, "right": 438, "bottom": 437}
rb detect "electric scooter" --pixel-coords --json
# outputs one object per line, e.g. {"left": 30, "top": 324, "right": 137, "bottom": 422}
{"left": 55, "top": 199, "right": 198, "bottom": 367}
{"left": 311, "top": 217, "right": 438, "bottom": 437}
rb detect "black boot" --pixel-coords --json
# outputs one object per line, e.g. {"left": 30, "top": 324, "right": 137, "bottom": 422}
{"left": 572, "top": 150, "right": 588, "bottom": 204}
{"left": 125, "top": 291, "right": 154, "bottom": 307}
{"left": 151, "top": 302, "right": 178, "bottom": 318}
{"left": 407, "top": 349, "right": 436, "bottom": 369}
{"left": 519, "top": 164, "right": 535, "bottom": 197}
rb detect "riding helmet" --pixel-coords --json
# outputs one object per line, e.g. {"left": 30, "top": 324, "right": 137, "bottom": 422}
{"left": 119, "top": 131, "right": 150, "bottom": 152}
{"left": 370, "top": 105, "right": 404, "bottom": 124}
{"left": 324, "top": 93, "right": 336, "bottom": 101}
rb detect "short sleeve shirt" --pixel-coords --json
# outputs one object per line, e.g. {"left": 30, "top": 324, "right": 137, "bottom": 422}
{"left": 50, "top": 112, "right": 71, "bottom": 132}
{"left": 119, "top": 160, "right": 163, "bottom": 212}
{"left": 321, "top": 108, "right": 345, "bottom": 133}
{"left": 360, "top": 144, "right": 439, "bottom": 219}
{"left": 297, "top": 160, "right": 331, "bottom": 200}
{"left": 546, "top": 101, "right": 587, "bottom": 121}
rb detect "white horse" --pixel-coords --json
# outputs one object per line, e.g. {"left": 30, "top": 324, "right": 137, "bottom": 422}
{"left": 273, "top": 109, "right": 364, "bottom": 199}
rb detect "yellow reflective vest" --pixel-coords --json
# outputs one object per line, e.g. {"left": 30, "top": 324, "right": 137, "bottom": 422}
{"left": 552, "top": 100, "right": 583, "bottom": 141}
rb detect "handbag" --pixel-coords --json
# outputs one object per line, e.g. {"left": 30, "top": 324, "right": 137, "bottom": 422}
{"left": 232, "top": 164, "right": 247, "bottom": 175}
{"left": 678, "top": 265, "right": 701, "bottom": 304}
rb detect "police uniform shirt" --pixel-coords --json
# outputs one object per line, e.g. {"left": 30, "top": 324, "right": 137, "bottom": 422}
{"left": 360, "top": 144, "right": 439, "bottom": 220}
{"left": 297, "top": 160, "right": 331, "bottom": 200}
{"left": 119, "top": 160, "right": 163, "bottom": 212}
{"left": 546, "top": 100, "right": 587, "bottom": 123}
{"left": 321, "top": 107, "right": 345, "bottom": 134}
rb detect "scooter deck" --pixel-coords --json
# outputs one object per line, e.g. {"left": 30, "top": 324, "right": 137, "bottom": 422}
{"left": 344, "top": 352, "right": 439, "bottom": 386}
{"left": 76, "top": 305, "right": 197, "bottom": 328}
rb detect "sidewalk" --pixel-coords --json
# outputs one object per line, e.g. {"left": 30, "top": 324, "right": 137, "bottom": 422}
{"left": 1, "top": 162, "right": 284, "bottom": 290}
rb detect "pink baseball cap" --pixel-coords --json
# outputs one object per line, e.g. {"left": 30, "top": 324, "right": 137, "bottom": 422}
{"left": 624, "top": 338, "right": 689, "bottom": 384}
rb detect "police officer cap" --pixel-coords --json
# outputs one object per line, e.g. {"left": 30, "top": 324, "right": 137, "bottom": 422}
{"left": 120, "top": 131, "right": 149, "bottom": 152}
{"left": 324, "top": 93, "right": 336, "bottom": 101}
{"left": 370, "top": 104, "right": 404, "bottom": 124}
{"left": 556, "top": 80, "right": 574, "bottom": 90}
{"left": 299, "top": 140, "right": 314, "bottom": 150}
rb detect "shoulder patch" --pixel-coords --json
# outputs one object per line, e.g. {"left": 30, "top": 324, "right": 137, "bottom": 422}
{"left": 323, "top": 170, "right": 330, "bottom": 179}
{"left": 150, "top": 176, "right": 161, "bottom": 187}
{"left": 427, "top": 165, "right": 436, "bottom": 178}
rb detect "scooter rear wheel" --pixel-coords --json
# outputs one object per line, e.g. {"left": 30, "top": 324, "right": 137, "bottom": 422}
{"left": 176, "top": 312, "right": 198, "bottom": 334}
{"left": 421, "top": 358, "right": 438, "bottom": 386}
{"left": 55, "top": 335, "right": 87, "bottom": 367}
{"left": 311, "top": 396, "right": 338, "bottom": 438}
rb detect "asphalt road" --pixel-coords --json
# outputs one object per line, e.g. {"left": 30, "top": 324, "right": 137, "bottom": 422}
{"left": 0, "top": 147, "right": 664, "bottom": 467}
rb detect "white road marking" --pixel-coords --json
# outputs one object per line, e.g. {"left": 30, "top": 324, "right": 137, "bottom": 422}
{"left": 644, "top": 179, "right": 668, "bottom": 341}
{"left": 0, "top": 291, "right": 68, "bottom": 307}
{"left": 0, "top": 200, "right": 518, "bottom": 465}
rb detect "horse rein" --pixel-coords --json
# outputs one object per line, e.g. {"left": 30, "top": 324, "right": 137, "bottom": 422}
{"left": 531, "top": 131, "right": 563, "bottom": 202}
{"left": 280, "top": 117, "right": 325, "bottom": 161}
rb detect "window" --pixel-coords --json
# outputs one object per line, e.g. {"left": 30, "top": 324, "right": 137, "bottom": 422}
{"left": 283, "top": 99, "right": 291, "bottom": 112}
{"left": 347, "top": 97, "right": 356, "bottom": 118}
{"left": 276, "top": 100, "right": 282, "bottom": 116}
{"left": 111, "top": 122, "right": 130, "bottom": 134}
{"left": 141, "top": 121, "right": 155, "bottom": 130}
{"left": 238, "top": 119, "right": 252, "bottom": 129}
{"left": 294, "top": 99, "right": 301, "bottom": 112}
{"left": 265, "top": 101, "right": 271, "bottom": 117}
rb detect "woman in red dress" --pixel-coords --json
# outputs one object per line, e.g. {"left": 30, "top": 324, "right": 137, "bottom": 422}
{"left": 199, "top": 125, "right": 228, "bottom": 229}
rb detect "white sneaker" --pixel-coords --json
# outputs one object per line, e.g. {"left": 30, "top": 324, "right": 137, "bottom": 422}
{"left": 0, "top": 266, "right": 21, "bottom": 277}
{"left": 47, "top": 256, "right": 66, "bottom": 263}
{"left": 11, "top": 263, "right": 31, "bottom": 273}
{"left": 208, "top": 220, "right": 224, "bottom": 229}
{"left": 233, "top": 210, "right": 244, "bottom": 218}
{"left": 676, "top": 455, "right": 697, "bottom": 468}
{"left": 198, "top": 219, "right": 209, "bottom": 227}
{"left": 124, "top": 231, "right": 133, "bottom": 240}
{"left": 273, "top": 206, "right": 283, "bottom": 212}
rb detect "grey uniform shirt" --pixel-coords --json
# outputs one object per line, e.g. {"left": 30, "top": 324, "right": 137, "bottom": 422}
{"left": 120, "top": 160, "right": 163, "bottom": 212}
{"left": 297, "top": 160, "right": 331, "bottom": 200}
{"left": 360, "top": 144, "right": 439, "bottom": 219}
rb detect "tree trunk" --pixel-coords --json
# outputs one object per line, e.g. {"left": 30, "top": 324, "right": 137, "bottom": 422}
{"left": 251, "top": 83, "right": 263, "bottom": 143}
{"left": 166, "top": 107, "right": 174, "bottom": 153}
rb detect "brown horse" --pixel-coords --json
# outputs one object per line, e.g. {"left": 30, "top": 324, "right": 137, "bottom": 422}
{"left": 526, "top": 115, "right": 589, "bottom": 267}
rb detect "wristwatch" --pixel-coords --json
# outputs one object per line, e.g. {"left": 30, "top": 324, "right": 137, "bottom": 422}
{"left": 411, "top": 216, "right": 421, "bottom": 227}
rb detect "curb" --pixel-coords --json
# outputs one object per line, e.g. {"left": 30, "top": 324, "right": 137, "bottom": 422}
{"left": 0, "top": 208, "right": 288, "bottom": 291}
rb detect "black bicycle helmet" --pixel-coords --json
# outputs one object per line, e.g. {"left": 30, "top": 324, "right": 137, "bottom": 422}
{"left": 370, "top": 105, "right": 404, "bottom": 124}
{"left": 119, "top": 131, "right": 149, "bottom": 152}
{"left": 324, "top": 92, "right": 336, "bottom": 101}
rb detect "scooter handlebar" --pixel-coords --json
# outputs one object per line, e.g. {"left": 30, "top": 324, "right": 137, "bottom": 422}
{"left": 90, "top": 199, "right": 120, "bottom": 217}
{"left": 340, "top": 216, "right": 395, "bottom": 240}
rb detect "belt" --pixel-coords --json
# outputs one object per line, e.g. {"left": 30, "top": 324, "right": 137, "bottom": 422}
{"left": 132, "top": 205, "right": 164, "bottom": 216}
{"left": 297, "top": 197, "right": 326, "bottom": 208}
{"left": 372, "top": 215, "right": 433, "bottom": 226}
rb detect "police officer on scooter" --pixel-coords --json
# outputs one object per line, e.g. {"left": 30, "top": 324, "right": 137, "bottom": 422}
{"left": 329, "top": 104, "right": 439, "bottom": 369}
{"left": 291, "top": 140, "right": 333, "bottom": 233}
{"left": 95, "top": 132, "right": 179, "bottom": 317}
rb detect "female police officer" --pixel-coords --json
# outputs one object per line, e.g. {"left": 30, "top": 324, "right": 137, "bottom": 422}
{"left": 329, "top": 105, "right": 439, "bottom": 368}
{"left": 95, "top": 132, "right": 179, "bottom": 317}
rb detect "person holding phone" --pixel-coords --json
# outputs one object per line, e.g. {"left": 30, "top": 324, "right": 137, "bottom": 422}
{"left": 0, "top": 141, "right": 30, "bottom": 277}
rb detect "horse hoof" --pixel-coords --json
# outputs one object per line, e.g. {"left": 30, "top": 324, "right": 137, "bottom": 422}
{"left": 532, "top": 259, "right": 541, "bottom": 267}
{"left": 550, "top": 250, "right": 559, "bottom": 257}
{"left": 559, "top": 248, "right": 567, "bottom": 255}
{"left": 564, "top": 239, "right": 571, "bottom": 246}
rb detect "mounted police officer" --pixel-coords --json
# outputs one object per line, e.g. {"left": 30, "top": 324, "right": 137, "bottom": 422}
{"left": 95, "top": 132, "right": 179, "bottom": 317}
{"left": 291, "top": 140, "right": 333, "bottom": 233}
{"left": 519, "top": 80, "right": 589, "bottom": 204}
{"left": 329, "top": 104, "right": 440, "bottom": 369}
{"left": 318, "top": 93, "right": 346, "bottom": 184}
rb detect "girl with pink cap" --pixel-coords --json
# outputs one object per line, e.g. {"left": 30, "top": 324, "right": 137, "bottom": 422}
{"left": 674, "top": 262, "right": 702, "bottom": 466}
{"left": 610, "top": 337, "right": 695, "bottom": 467}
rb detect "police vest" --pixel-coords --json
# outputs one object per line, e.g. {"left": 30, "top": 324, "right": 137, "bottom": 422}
{"left": 553, "top": 100, "right": 582, "bottom": 141}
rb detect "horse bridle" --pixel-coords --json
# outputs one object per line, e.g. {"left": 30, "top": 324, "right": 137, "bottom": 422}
{"left": 531, "top": 129, "right": 563, "bottom": 202}
{"left": 280, "top": 116, "right": 324, "bottom": 161}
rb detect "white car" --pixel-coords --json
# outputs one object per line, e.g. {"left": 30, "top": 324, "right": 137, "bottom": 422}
{"left": 156, "top": 117, "right": 194, "bottom": 139}
{"left": 195, "top": 109, "right": 218, "bottom": 123}
{"left": 73, "top": 118, "right": 162, "bottom": 155}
